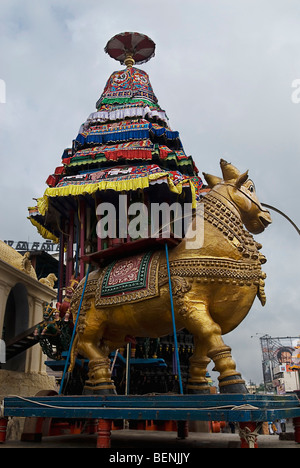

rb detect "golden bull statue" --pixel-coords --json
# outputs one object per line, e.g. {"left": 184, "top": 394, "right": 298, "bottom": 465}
{"left": 69, "top": 159, "right": 272, "bottom": 394}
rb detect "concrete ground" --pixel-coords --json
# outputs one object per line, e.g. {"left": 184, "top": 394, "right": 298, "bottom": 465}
{"left": 0, "top": 427, "right": 298, "bottom": 449}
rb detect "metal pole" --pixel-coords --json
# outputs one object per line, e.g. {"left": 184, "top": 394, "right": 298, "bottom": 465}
{"left": 125, "top": 343, "right": 131, "bottom": 395}
{"left": 59, "top": 263, "right": 91, "bottom": 395}
{"left": 165, "top": 243, "right": 183, "bottom": 394}
{"left": 79, "top": 200, "right": 86, "bottom": 280}
{"left": 57, "top": 230, "right": 65, "bottom": 303}
{"left": 75, "top": 212, "right": 80, "bottom": 278}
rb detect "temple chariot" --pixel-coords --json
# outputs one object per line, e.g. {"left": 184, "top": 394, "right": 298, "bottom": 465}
{"left": 2, "top": 33, "right": 300, "bottom": 451}
{"left": 30, "top": 32, "right": 205, "bottom": 395}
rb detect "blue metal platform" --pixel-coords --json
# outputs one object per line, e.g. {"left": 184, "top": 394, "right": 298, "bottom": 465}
{"left": 3, "top": 393, "right": 300, "bottom": 423}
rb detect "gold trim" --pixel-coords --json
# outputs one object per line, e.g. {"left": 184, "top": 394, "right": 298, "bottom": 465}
{"left": 219, "top": 378, "right": 245, "bottom": 387}
{"left": 84, "top": 383, "right": 116, "bottom": 390}
{"left": 204, "top": 193, "right": 264, "bottom": 261}
{"left": 158, "top": 257, "right": 263, "bottom": 285}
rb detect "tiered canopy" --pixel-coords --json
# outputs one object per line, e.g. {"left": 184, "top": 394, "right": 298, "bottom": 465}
{"left": 28, "top": 33, "right": 203, "bottom": 281}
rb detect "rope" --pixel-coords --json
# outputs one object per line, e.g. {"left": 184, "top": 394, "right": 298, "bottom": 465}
{"left": 237, "top": 422, "right": 263, "bottom": 448}
{"left": 165, "top": 243, "right": 183, "bottom": 395}
{"left": 261, "top": 202, "right": 300, "bottom": 235}
{"left": 59, "top": 263, "right": 91, "bottom": 395}
{"left": 1, "top": 395, "right": 259, "bottom": 413}
{"left": 231, "top": 404, "right": 259, "bottom": 410}
{"left": 110, "top": 349, "right": 119, "bottom": 372}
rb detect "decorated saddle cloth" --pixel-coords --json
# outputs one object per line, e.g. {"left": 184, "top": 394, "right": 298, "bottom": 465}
{"left": 95, "top": 251, "right": 160, "bottom": 307}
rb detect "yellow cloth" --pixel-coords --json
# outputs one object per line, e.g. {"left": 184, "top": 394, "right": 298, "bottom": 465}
{"left": 36, "top": 172, "right": 197, "bottom": 216}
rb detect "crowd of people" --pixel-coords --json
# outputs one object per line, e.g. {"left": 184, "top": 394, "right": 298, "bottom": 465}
{"left": 268, "top": 419, "right": 287, "bottom": 435}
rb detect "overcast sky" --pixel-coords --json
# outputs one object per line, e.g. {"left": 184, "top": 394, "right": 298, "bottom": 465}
{"left": 1, "top": 0, "right": 300, "bottom": 386}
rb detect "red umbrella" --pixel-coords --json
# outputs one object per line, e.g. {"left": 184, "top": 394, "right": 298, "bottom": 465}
{"left": 105, "top": 32, "right": 155, "bottom": 66}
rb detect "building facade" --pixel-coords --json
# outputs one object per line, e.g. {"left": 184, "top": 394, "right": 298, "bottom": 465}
{"left": 0, "top": 240, "right": 57, "bottom": 398}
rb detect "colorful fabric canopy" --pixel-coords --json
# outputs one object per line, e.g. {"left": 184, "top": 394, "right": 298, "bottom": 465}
{"left": 29, "top": 33, "right": 203, "bottom": 245}
{"left": 63, "top": 140, "right": 154, "bottom": 166}
{"left": 74, "top": 119, "right": 180, "bottom": 148}
{"left": 97, "top": 67, "right": 158, "bottom": 107}
{"left": 58, "top": 141, "right": 196, "bottom": 176}
{"left": 37, "top": 165, "right": 203, "bottom": 217}
{"left": 81, "top": 104, "right": 169, "bottom": 128}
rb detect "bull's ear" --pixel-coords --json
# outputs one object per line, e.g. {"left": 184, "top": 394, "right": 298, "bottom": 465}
{"left": 235, "top": 170, "right": 249, "bottom": 188}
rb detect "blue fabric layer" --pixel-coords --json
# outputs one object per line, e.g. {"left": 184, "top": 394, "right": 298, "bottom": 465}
{"left": 75, "top": 124, "right": 180, "bottom": 147}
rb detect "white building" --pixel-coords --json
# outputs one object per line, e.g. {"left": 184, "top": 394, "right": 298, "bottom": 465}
{"left": 273, "top": 364, "right": 300, "bottom": 394}
{"left": 0, "top": 240, "right": 57, "bottom": 399}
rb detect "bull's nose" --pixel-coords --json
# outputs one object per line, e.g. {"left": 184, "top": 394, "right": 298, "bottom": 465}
{"left": 259, "top": 211, "right": 272, "bottom": 228}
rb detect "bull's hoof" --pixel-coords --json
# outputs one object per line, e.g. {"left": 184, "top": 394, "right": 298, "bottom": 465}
{"left": 219, "top": 375, "right": 248, "bottom": 394}
{"left": 186, "top": 383, "right": 211, "bottom": 394}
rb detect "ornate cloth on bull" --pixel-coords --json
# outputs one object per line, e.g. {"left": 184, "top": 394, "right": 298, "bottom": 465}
{"left": 95, "top": 251, "right": 160, "bottom": 306}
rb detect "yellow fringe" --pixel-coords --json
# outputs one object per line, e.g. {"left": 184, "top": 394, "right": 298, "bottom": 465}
{"left": 36, "top": 172, "right": 197, "bottom": 216}
{"left": 28, "top": 217, "right": 59, "bottom": 243}
{"left": 37, "top": 195, "right": 49, "bottom": 217}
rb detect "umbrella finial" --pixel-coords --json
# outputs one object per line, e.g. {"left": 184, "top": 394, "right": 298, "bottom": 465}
{"left": 105, "top": 32, "right": 155, "bottom": 67}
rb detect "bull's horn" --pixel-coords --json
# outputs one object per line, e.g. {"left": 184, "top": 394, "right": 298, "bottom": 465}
{"left": 220, "top": 159, "right": 241, "bottom": 181}
{"left": 203, "top": 172, "right": 222, "bottom": 188}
